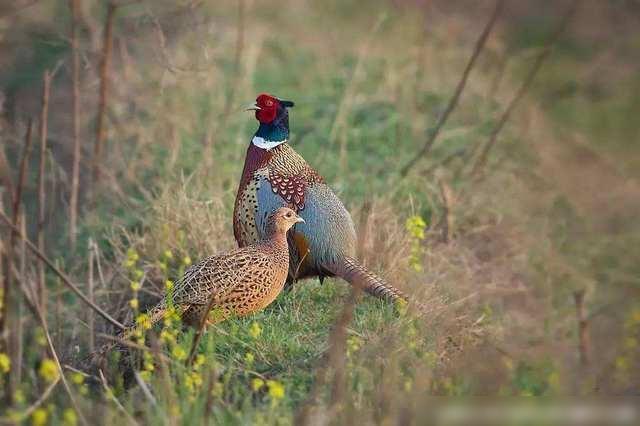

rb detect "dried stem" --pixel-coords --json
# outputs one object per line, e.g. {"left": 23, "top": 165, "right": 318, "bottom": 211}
{"left": 88, "top": 239, "right": 95, "bottom": 352}
{"left": 0, "top": 209, "right": 125, "bottom": 330}
{"left": 573, "top": 290, "right": 590, "bottom": 367}
{"left": 0, "top": 376, "right": 60, "bottom": 423}
{"left": 23, "top": 279, "right": 88, "bottom": 426}
{"left": 93, "top": 1, "right": 117, "bottom": 185}
{"left": 400, "top": 0, "right": 504, "bottom": 177}
{"left": 471, "top": 0, "right": 582, "bottom": 176}
{"left": 2, "top": 120, "right": 33, "bottom": 404}
{"left": 37, "top": 70, "right": 51, "bottom": 314}
{"left": 69, "top": 0, "right": 81, "bottom": 250}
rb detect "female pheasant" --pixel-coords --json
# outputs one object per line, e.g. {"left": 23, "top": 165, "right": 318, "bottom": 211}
{"left": 95, "top": 207, "right": 303, "bottom": 363}
{"left": 233, "top": 93, "right": 405, "bottom": 302}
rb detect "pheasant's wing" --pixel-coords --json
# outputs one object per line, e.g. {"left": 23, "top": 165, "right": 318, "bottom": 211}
{"left": 170, "top": 247, "right": 269, "bottom": 307}
{"left": 171, "top": 249, "right": 243, "bottom": 306}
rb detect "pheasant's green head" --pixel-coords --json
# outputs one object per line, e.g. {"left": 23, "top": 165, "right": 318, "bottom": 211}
{"left": 247, "top": 93, "right": 295, "bottom": 150}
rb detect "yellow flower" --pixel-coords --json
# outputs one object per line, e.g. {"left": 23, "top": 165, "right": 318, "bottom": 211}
{"left": 183, "top": 256, "right": 192, "bottom": 266}
{"left": 249, "top": 321, "right": 262, "bottom": 339}
{"left": 31, "top": 408, "right": 48, "bottom": 426}
{"left": 71, "top": 372, "right": 85, "bottom": 385}
{"left": 251, "top": 377, "right": 264, "bottom": 391}
{"left": 245, "top": 352, "right": 255, "bottom": 365}
{"left": 405, "top": 215, "right": 427, "bottom": 240}
{"left": 163, "top": 250, "right": 173, "bottom": 260}
{"left": 267, "top": 380, "right": 285, "bottom": 400}
{"left": 130, "top": 281, "right": 141, "bottom": 291}
{"left": 14, "top": 389, "right": 25, "bottom": 404}
{"left": 193, "top": 354, "right": 205, "bottom": 369}
{"left": 133, "top": 269, "right": 144, "bottom": 279}
{"left": 63, "top": 409, "right": 78, "bottom": 426}
{"left": 35, "top": 328, "right": 47, "bottom": 346}
{"left": 136, "top": 313, "right": 152, "bottom": 331}
{"left": 139, "top": 370, "right": 151, "bottom": 381}
{"left": 0, "top": 352, "right": 10, "bottom": 374}
{"left": 165, "top": 280, "right": 174, "bottom": 291}
{"left": 129, "top": 298, "right": 139, "bottom": 309}
{"left": 159, "top": 262, "right": 167, "bottom": 271}
{"left": 38, "top": 358, "right": 59, "bottom": 383}
{"left": 211, "top": 382, "right": 224, "bottom": 398}
{"left": 172, "top": 346, "right": 187, "bottom": 361}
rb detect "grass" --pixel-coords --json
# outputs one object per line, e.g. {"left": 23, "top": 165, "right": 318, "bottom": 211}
{"left": 1, "top": 0, "right": 639, "bottom": 424}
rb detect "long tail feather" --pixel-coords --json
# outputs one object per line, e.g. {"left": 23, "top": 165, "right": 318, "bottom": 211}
{"left": 323, "top": 256, "right": 406, "bottom": 302}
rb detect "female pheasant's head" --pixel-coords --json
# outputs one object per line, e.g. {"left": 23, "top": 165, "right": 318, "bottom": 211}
{"left": 246, "top": 93, "right": 295, "bottom": 150}
{"left": 267, "top": 207, "right": 304, "bottom": 236}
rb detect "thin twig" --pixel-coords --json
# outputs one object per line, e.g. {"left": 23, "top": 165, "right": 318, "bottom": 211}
{"left": 93, "top": 1, "right": 117, "bottom": 185}
{"left": 187, "top": 295, "right": 220, "bottom": 366}
{"left": 26, "top": 280, "right": 88, "bottom": 426}
{"left": 88, "top": 239, "right": 95, "bottom": 352}
{"left": 400, "top": 0, "right": 504, "bottom": 177}
{"left": 573, "top": 290, "right": 590, "bottom": 366}
{"left": 296, "top": 287, "right": 362, "bottom": 424}
{"left": 0, "top": 376, "right": 60, "bottom": 423}
{"left": 134, "top": 371, "right": 158, "bottom": 406}
{"left": 69, "top": 0, "right": 81, "bottom": 250}
{"left": 0, "top": 209, "right": 125, "bottom": 330}
{"left": 2, "top": 120, "right": 33, "bottom": 404}
{"left": 471, "top": 0, "right": 582, "bottom": 176}
{"left": 37, "top": 70, "right": 51, "bottom": 314}
{"left": 99, "top": 369, "right": 140, "bottom": 426}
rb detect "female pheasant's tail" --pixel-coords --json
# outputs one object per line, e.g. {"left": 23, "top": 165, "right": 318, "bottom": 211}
{"left": 323, "top": 256, "right": 407, "bottom": 302}
{"left": 85, "top": 301, "right": 169, "bottom": 371}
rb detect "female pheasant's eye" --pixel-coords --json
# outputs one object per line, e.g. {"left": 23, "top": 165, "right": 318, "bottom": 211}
{"left": 286, "top": 212, "right": 292, "bottom": 218}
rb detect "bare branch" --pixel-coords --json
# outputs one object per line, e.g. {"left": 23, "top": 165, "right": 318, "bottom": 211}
{"left": 0, "top": 209, "right": 125, "bottom": 330}
{"left": 93, "top": 2, "right": 117, "bottom": 185}
{"left": 37, "top": 70, "right": 51, "bottom": 314}
{"left": 69, "top": 0, "right": 81, "bottom": 250}
{"left": 400, "top": 0, "right": 504, "bottom": 177}
{"left": 471, "top": 0, "right": 582, "bottom": 176}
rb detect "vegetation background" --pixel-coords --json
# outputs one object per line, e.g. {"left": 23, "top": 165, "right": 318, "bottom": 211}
{"left": 0, "top": 0, "right": 639, "bottom": 424}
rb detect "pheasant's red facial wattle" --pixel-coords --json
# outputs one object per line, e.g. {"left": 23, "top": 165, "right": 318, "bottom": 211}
{"left": 255, "top": 94, "right": 279, "bottom": 124}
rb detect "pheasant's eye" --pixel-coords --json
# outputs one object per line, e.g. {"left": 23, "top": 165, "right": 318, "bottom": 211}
{"left": 285, "top": 212, "right": 292, "bottom": 218}
{"left": 265, "top": 100, "right": 273, "bottom": 107}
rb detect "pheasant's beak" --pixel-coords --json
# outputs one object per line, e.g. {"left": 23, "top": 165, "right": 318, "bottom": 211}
{"left": 245, "top": 103, "right": 261, "bottom": 111}
{"left": 295, "top": 217, "right": 305, "bottom": 224}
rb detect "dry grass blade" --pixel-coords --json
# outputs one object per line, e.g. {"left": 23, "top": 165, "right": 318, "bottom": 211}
{"left": 186, "top": 293, "right": 220, "bottom": 366}
{"left": 37, "top": 70, "right": 51, "bottom": 313}
{"left": 3, "top": 119, "right": 33, "bottom": 404}
{"left": 0, "top": 210, "right": 125, "bottom": 330}
{"left": 22, "top": 280, "right": 88, "bottom": 426}
{"left": 99, "top": 369, "right": 140, "bottom": 426}
{"left": 400, "top": 0, "right": 505, "bottom": 177}
{"left": 0, "top": 376, "right": 60, "bottom": 423}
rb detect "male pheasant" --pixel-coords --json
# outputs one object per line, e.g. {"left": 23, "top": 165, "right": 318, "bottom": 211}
{"left": 233, "top": 93, "right": 405, "bottom": 302}
{"left": 95, "top": 207, "right": 303, "bottom": 364}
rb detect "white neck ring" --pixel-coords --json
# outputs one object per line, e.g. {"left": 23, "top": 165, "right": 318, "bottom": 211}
{"left": 252, "top": 136, "right": 287, "bottom": 151}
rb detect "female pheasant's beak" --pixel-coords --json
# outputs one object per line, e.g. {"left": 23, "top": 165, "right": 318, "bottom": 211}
{"left": 245, "top": 103, "right": 261, "bottom": 111}
{"left": 296, "top": 217, "right": 305, "bottom": 224}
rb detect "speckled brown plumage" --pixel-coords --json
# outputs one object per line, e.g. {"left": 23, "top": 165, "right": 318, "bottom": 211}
{"left": 93, "top": 207, "right": 303, "bottom": 366}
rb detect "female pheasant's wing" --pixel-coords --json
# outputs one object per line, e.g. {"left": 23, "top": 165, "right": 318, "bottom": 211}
{"left": 171, "top": 251, "right": 243, "bottom": 307}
